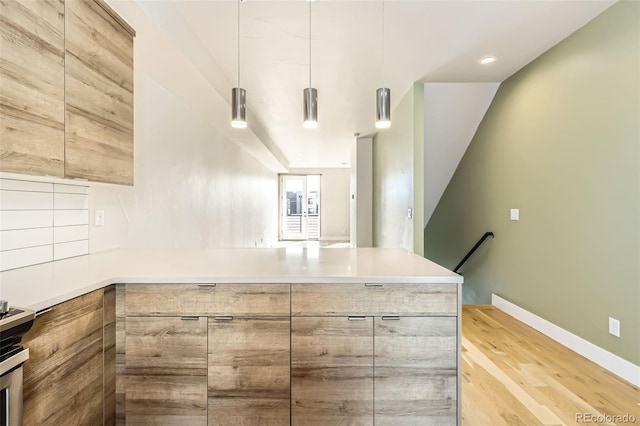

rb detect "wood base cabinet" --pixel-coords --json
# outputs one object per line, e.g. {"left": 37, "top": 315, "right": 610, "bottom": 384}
{"left": 21, "top": 286, "right": 115, "bottom": 425}
{"left": 374, "top": 317, "right": 457, "bottom": 425}
{"left": 125, "top": 316, "right": 208, "bottom": 425}
{"left": 208, "top": 317, "right": 290, "bottom": 425}
{"left": 117, "top": 283, "right": 459, "bottom": 425}
{"left": 291, "top": 317, "right": 374, "bottom": 425}
{"left": 121, "top": 283, "right": 291, "bottom": 425}
{"left": 291, "top": 283, "right": 459, "bottom": 426}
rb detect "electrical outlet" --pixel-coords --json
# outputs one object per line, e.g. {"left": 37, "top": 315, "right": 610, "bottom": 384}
{"left": 510, "top": 208, "right": 519, "bottom": 221}
{"left": 407, "top": 208, "right": 413, "bottom": 219}
{"left": 94, "top": 209, "right": 105, "bottom": 227}
{"left": 608, "top": 317, "right": 620, "bottom": 337}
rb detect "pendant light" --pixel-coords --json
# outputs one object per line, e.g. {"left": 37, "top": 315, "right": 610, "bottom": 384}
{"left": 303, "top": 0, "right": 318, "bottom": 128}
{"left": 231, "top": 0, "right": 247, "bottom": 129}
{"left": 375, "top": 0, "right": 391, "bottom": 129}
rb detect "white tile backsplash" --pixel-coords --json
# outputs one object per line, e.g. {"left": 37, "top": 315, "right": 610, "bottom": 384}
{"left": 0, "top": 178, "right": 89, "bottom": 271}
{"left": 0, "top": 190, "right": 53, "bottom": 210}
{"left": 54, "top": 184, "right": 89, "bottom": 194}
{"left": 0, "top": 179, "right": 53, "bottom": 192}
{"left": 0, "top": 228, "right": 54, "bottom": 251}
{"left": 54, "top": 193, "right": 89, "bottom": 210}
{"left": 0, "top": 211, "right": 54, "bottom": 231}
{"left": 54, "top": 225, "right": 89, "bottom": 244}
{"left": 54, "top": 210, "right": 90, "bottom": 227}
{"left": 0, "top": 245, "right": 53, "bottom": 270}
{"left": 54, "top": 240, "right": 89, "bottom": 261}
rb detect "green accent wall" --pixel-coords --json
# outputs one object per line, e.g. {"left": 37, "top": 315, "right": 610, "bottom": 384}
{"left": 425, "top": 1, "right": 640, "bottom": 365}
{"left": 373, "top": 83, "right": 424, "bottom": 254}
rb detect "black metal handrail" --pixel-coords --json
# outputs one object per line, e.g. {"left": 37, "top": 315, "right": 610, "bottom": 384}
{"left": 453, "top": 232, "right": 494, "bottom": 274}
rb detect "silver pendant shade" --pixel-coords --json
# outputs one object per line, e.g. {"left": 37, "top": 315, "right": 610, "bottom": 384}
{"left": 231, "top": 87, "right": 246, "bottom": 129}
{"left": 375, "top": 87, "right": 391, "bottom": 129}
{"left": 303, "top": 88, "right": 318, "bottom": 129}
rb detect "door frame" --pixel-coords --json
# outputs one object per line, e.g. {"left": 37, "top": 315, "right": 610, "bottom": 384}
{"left": 279, "top": 174, "right": 321, "bottom": 241}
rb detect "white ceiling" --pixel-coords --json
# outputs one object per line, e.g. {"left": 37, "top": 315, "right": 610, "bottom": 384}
{"left": 141, "top": 0, "right": 615, "bottom": 169}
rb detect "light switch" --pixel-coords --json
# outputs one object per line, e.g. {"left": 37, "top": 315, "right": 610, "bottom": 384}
{"left": 407, "top": 208, "right": 413, "bottom": 219}
{"left": 510, "top": 209, "right": 519, "bottom": 221}
{"left": 95, "top": 209, "right": 105, "bottom": 227}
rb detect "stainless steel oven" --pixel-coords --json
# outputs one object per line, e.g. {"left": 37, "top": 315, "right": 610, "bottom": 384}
{"left": 1, "top": 349, "right": 28, "bottom": 426}
{"left": 0, "top": 302, "right": 34, "bottom": 426}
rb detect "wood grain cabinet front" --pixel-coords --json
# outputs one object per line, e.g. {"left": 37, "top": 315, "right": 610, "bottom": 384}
{"left": 125, "top": 283, "right": 290, "bottom": 317}
{"left": 374, "top": 316, "right": 457, "bottom": 425}
{"left": 291, "top": 316, "right": 374, "bottom": 425}
{"left": 64, "top": 0, "right": 134, "bottom": 185}
{"left": 21, "top": 287, "right": 114, "bottom": 425}
{"left": 125, "top": 316, "right": 208, "bottom": 425}
{"left": 0, "top": 0, "right": 135, "bottom": 184}
{"left": 208, "top": 317, "right": 290, "bottom": 425}
{"left": 116, "top": 283, "right": 459, "bottom": 425}
{"left": 0, "top": 0, "right": 65, "bottom": 177}
{"left": 291, "top": 283, "right": 457, "bottom": 316}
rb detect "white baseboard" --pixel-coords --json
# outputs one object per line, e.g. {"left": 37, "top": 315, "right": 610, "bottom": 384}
{"left": 319, "top": 236, "right": 350, "bottom": 242}
{"left": 492, "top": 294, "right": 640, "bottom": 387}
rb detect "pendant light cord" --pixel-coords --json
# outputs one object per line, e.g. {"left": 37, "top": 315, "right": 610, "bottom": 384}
{"left": 237, "top": 0, "right": 241, "bottom": 87}
{"left": 381, "top": 0, "right": 385, "bottom": 85}
{"left": 308, "top": 0, "right": 312, "bottom": 89}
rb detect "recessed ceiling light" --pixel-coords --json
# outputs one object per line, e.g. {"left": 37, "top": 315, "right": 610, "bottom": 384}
{"left": 479, "top": 56, "right": 496, "bottom": 65}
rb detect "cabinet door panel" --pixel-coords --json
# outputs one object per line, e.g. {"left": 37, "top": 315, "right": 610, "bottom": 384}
{"left": 126, "top": 316, "right": 207, "bottom": 425}
{"left": 291, "top": 317, "right": 373, "bottom": 425}
{"left": 126, "top": 283, "right": 290, "bottom": 317}
{"left": 208, "top": 317, "right": 290, "bottom": 425}
{"left": 64, "top": 0, "right": 133, "bottom": 185}
{"left": 0, "top": 0, "right": 65, "bottom": 176}
{"left": 291, "top": 283, "right": 457, "bottom": 316}
{"left": 374, "top": 317, "right": 457, "bottom": 426}
{"left": 22, "top": 289, "right": 104, "bottom": 425}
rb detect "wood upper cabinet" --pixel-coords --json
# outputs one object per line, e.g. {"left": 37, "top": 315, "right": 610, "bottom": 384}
{"left": 0, "top": 0, "right": 65, "bottom": 177}
{"left": 64, "top": 0, "right": 134, "bottom": 185}
{"left": 291, "top": 317, "right": 374, "bottom": 425}
{"left": 125, "top": 316, "right": 208, "bottom": 425}
{"left": 208, "top": 317, "right": 290, "bottom": 425}
{"left": 374, "top": 317, "right": 457, "bottom": 426}
{"left": 21, "top": 288, "right": 106, "bottom": 425}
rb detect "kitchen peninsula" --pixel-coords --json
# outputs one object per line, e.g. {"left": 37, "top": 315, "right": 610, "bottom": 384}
{"left": 1, "top": 248, "right": 463, "bottom": 425}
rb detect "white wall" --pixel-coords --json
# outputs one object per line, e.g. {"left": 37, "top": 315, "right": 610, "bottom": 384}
{"left": 288, "top": 168, "right": 350, "bottom": 241}
{"left": 89, "top": 1, "right": 278, "bottom": 252}
{"left": 372, "top": 86, "right": 417, "bottom": 251}
{"left": 350, "top": 138, "right": 373, "bottom": 247}
{"left": 423, "top": 82, "right": 499, "bottom": 227}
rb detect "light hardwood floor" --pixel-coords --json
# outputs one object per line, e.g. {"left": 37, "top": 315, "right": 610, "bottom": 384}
{"left": 462, "top": 306, "right": 640, "bottom": 426}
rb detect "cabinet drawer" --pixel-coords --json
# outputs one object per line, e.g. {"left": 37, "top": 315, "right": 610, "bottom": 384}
{"left": 125, "top": 284, "right": 290, "bottom": 316}
{"left": 291, "top": 283, "right": 457, "bottom": 316}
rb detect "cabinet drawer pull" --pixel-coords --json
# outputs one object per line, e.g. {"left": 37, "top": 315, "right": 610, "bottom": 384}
{"left": 348, "top": 316, "right": 366, "bottom": 321}
{"left": 198, "top": 284, "right": 217, "bottom": 288}
{"left": 381, "top": 316, "right": 400, "bottom": 320}
{"left": 364, "top": 283, "right": 383, "bottom": 287}
{"left": 214, "top": 315, "right": 233, "bottom": 321}
{"left": 35, "top": 307, "right": 53, "bottom": 317}
{"left": 181, "top": 316, "right": 199, "bottom": 321}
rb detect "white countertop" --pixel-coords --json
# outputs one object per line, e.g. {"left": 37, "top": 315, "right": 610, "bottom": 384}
{"left": 0, "top": 247, "right": 462, "bottom": 311}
